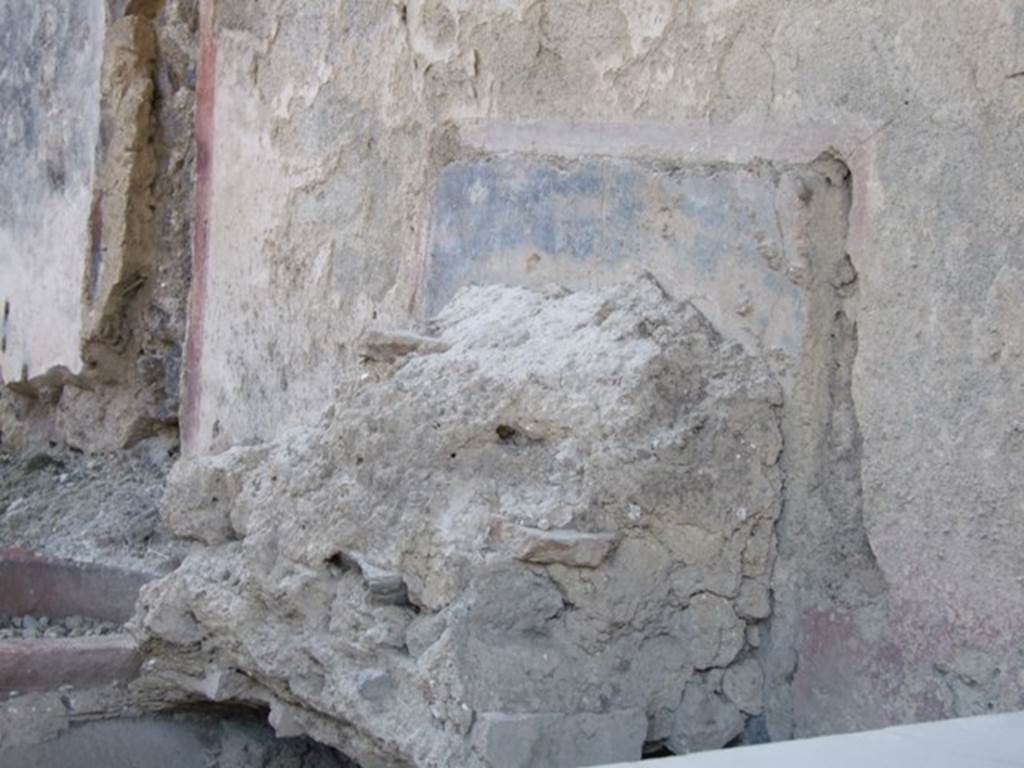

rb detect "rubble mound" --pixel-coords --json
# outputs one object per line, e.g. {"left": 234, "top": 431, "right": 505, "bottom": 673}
{"left": 136, "top": 275, "right": 784, "bottom": 767}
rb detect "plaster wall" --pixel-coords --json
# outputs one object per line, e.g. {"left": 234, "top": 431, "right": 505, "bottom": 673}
{"left": 183, "top": 0, "right": 1024, "bottom": 741}
{"left": 0, "top": 1, "right": 105, "bottom": 385}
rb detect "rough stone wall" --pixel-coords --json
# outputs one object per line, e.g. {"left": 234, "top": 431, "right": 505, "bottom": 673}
{"left": 140, "top": 276, "right": 785, "bottom": 766}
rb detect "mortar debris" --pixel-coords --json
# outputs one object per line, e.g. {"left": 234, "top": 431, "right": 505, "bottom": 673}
{"left": 0, "top": 440, "right": 186, "bottom": 574}
{"left": 143, "top": 277, "right": 785, "bottom": 766}
{"left": 0, "top": 613, "right": 121, "bottom": 640}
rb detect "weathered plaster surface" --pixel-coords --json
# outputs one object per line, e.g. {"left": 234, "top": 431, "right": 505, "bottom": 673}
{"left": 0, "top": 1, "right": 105, "bottom": 384}
{"left": 177, "top": 0, "right": 1024, "bottom": 747}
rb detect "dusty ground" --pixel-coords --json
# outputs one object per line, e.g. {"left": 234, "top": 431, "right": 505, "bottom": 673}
{"left": 0, "top": 437, "right": 185, "bottom": 575}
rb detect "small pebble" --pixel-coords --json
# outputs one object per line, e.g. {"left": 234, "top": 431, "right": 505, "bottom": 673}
{"left": 0, "top": 612, "right": 122, "bottom": 640}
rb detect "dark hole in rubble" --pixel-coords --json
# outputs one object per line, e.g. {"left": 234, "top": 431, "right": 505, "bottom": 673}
{"left": 325, "top": 552, "right": 350, "bottom": 571}
{"left": 24, "top": 452, "right": 65, "bottom": 473}
{"left": 642, "top": 744, "right": 676, "bottom": 759}
{"left": 496, "top": 424, "right": 517, "bottom": 442}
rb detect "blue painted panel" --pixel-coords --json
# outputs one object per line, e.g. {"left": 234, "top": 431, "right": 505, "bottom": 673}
{"left": 425, "top": 156, "right": 805, "bottom": 356}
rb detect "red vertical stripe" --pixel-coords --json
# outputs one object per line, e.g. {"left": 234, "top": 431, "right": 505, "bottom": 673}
{"left": 182, "top": 0, "right": 216, "bottom": 454}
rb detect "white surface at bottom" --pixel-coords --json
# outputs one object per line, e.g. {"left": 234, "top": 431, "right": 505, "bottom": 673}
{"left": 603, "top": 712, "right": 1024, "bottom": 767}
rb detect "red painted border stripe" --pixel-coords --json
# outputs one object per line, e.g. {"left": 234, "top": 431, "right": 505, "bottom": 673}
{"left": 182, "top": 0, "right": 216, "bottom": 454}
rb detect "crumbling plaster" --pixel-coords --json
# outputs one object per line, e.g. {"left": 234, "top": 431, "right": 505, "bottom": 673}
{"left": 144, "top": 276, "right": 790, "bottom": 766}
